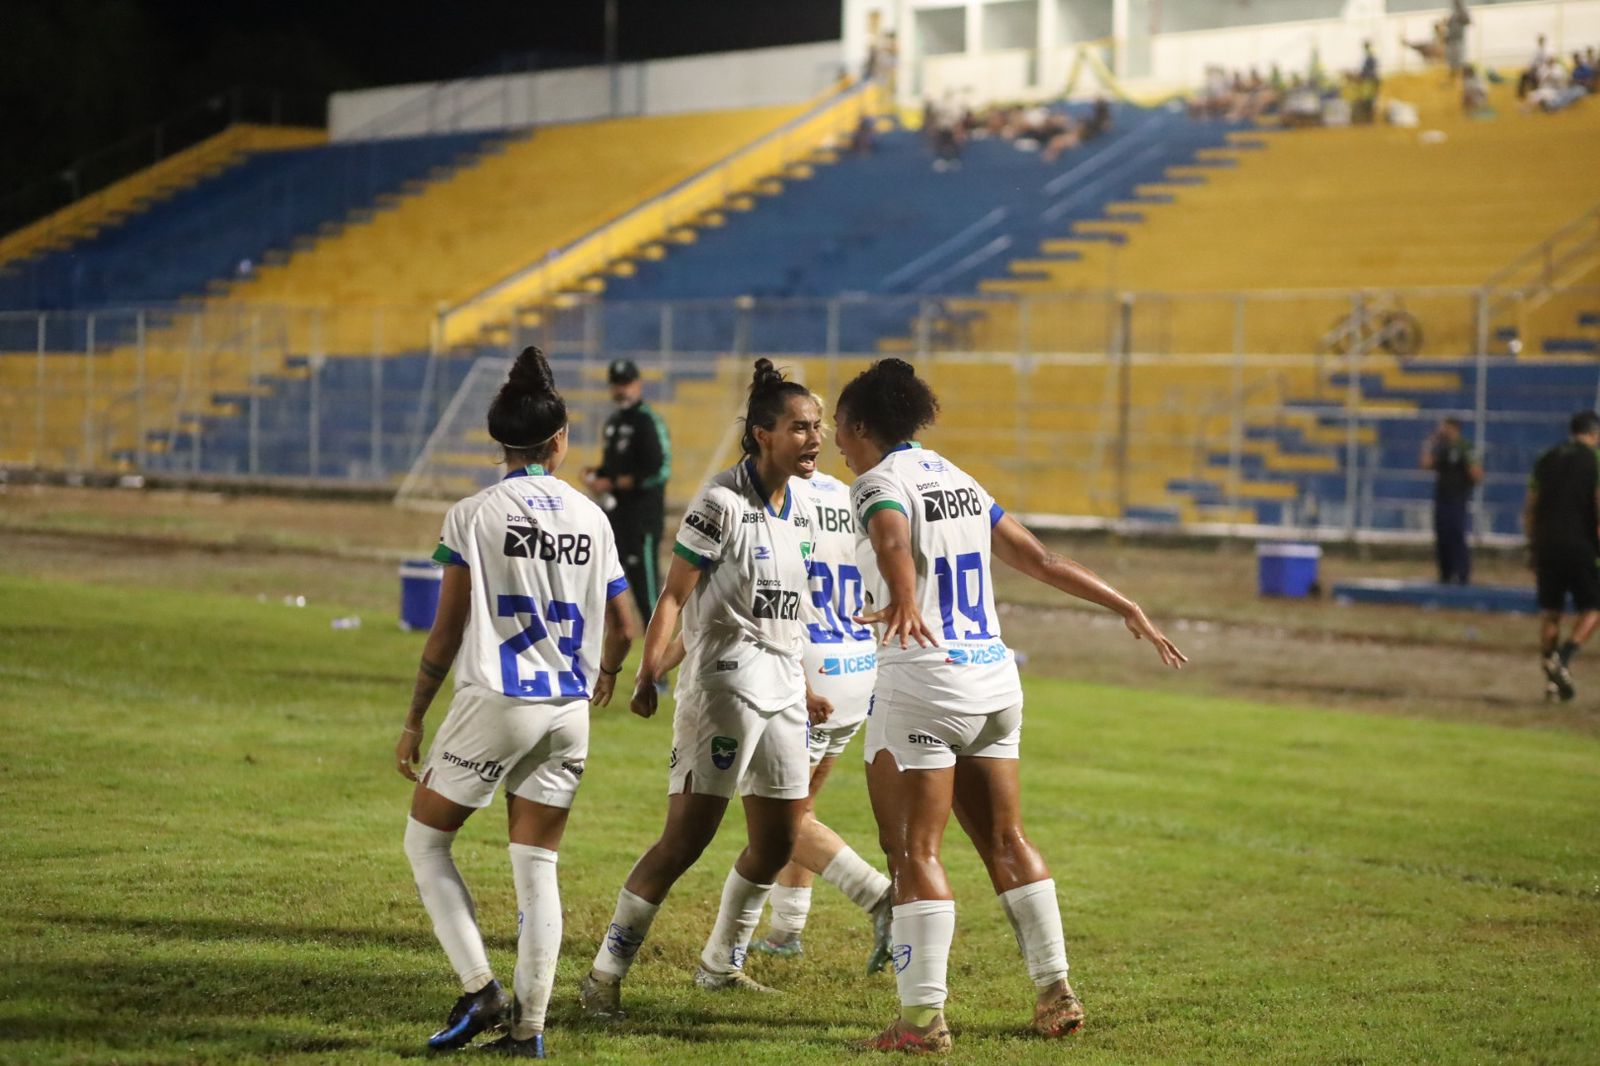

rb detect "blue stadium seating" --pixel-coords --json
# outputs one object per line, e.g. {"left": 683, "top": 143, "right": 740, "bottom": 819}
{"left": 0, "top": 131, "right": 499, "bottom": 314}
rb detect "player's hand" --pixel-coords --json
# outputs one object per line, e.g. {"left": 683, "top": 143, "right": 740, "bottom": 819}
{"left": 591, "top": 476, "right": 615, "bottom": 495}
{"left": 630, "top": 673, "right": 660, "bottom": 719}
{"left": 396, "top": 723, "right": 423, "bottom": 781}
{"left": 592, "top": 671, "right": 617, "bottom": 708}
{"left": 806, "top": 690, "right": 834, "bottom": 725}
{"left": 1122, "top": 605, "right": 1188, "bottom": 668}
{"left": 856, "top": 601, "right": 938, "bottom": 650}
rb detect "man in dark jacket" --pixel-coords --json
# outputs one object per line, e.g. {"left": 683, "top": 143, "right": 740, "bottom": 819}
{"left": 584, "top": 359, "right": 671, "bottom": 624}
{"left": 1421, "top": 417, "right": 1482, "bottom": 584}
{"left": 1524, "top": 410, "right": 1600, "bottom": 701}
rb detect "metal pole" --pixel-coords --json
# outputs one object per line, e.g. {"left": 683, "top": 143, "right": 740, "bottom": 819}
{"left": 371, "top": 309, "right": 385, "bottom": 479}
{"left": 1016, "top": 297, "right": 1031, "bottom": 515}
{"left": 1343, "top": 293, "right": 1363, "bottom": 540}
{"left": 309, "top": 309, "right": 323, "bottom": 478}
{"left": 1229, "top": 295, "right": 1245, "bottom": 520}
{"left": 249, "top": 311, "right": 261, "bottom": 475}
{"left": 1472, "top": 289, "right": 1490, "bottom": 548}
{"left": 661, "top": 302, "right": 675, "bottom": 388}
{"left": 1116, "top": 293, "right": 1132, "bottom": 519}
{"left": 34, "top": 313, "right": 46, "bottom": 466}
{"left": 84, "top": 313, "right": 96, "bottom": 468}
{"left": 136, "top": 310, "right": 147, "bottom": 468}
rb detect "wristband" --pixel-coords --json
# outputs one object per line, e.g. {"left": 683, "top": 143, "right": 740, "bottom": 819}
{"left": 401, "top": 725, "right": 422, "bottom": 735}
{"left": 599, "top": 663, "right": 622, "bottom": 676}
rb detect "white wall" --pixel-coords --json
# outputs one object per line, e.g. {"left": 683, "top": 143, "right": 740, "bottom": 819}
{"left": 328, "top": 41, "right": 845, "bottom": 141}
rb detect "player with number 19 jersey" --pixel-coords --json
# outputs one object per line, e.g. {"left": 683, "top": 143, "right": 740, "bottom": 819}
{"left": 793, "top": 471, "right": 877, "bottom": 757}
{"left": 849, "top": 443, "right": 1021, "bottom": 714}
{"left": 433, "top": 468, "right": 628, "bottom": 701}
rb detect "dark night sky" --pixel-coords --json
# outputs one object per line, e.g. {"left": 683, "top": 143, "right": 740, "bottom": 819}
{"left": 0, "top": 0, "right": 841, "bottom": 218}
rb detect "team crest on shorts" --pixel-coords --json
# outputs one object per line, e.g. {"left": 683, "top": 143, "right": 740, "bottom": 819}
{"left": 711, "top": 735, "right": 739, "bottom": 770}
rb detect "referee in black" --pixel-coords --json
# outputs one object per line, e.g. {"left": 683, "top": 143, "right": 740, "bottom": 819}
{"left": 583, "top": 358, "right": 671, "bottom": 625}
{"left": 1524, "top": 410, "right": 1600, "bottom": 702}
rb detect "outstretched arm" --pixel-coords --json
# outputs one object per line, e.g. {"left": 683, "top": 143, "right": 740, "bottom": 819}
{"left": 991, "top": 514, "right": 1186, "bottom": 668}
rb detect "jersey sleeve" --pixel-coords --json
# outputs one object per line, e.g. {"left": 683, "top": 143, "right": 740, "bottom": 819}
{"left": 431, "top": 499, "right": 471, "bottom": 568}
{"left": 852, "top": 470, "right": 911, "bottom": 530}
{"left": 673, "top": 485, "right": 734, "bottom": 569}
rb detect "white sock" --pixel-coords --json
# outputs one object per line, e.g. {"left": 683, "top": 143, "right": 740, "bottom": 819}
{"left": 767, "top": 885, "right": 813, "bottom": 936}
{"left": 508, "top": 844, "right": 561, "bottom": 1038}
{"left": 403, "top": 817, "right": 493, "bottom": 993}
{"left": 999, "top": 878, "right": 1070, "bottom": 987}
{"left": 699, "top": 869, "right": 773, "bottom": 974}
{"left": 821, "top": 846, "right": 892, "bottom": 913}
{"left": 892, "top": 899, "right": 955, "bottom": 1012}
{"left": 591, "top": 888, "right": 659, "bottom": 983}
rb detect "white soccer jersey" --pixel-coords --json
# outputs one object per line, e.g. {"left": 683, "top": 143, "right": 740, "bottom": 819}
{"left": 850, "top": 443, "right": 1021, "bottom": 714}
{"left": 793, "top": 471, "right": 877, "bottom": 728}
{"left": 673, "top": 459, "right": 815, "bottom": 712}
{"left": 433, "top": 465, "right": 628, "bottom": 700}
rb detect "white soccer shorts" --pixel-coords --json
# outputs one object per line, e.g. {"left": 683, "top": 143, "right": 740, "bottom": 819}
{"left": 422, "top": 685, "right": 588, "bottom": 809}
{"left": 668, "top": 687, "right": 810, "bottom": 801}
{"left": 863, "top": 695, "right": 1023, "bottom": 771}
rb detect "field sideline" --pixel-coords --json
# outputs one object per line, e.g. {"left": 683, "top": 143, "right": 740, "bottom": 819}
{"left": 3, "top": 561, "right": 1599, "bottom": 1065}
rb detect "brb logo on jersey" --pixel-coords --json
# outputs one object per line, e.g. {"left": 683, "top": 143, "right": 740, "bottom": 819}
{"left": 945, "top": 643, "right": 1009, "bottom": 666}
{"left": 922, "top": 487, "right": 984, "bottom": 522}
{"left": 504, "top": 525, "right": 593, "bottom": 564}
{"left": 815, "top": 506, "right": 853, "bottom": 533}
{"left": 753, "top": 588, "right": 801, "bottom": 620}
{"left": 711, "top": 735, "right": 739, "bottom": 770}
{"left": 821, "top": 652, "right": 876, "bottom": 676}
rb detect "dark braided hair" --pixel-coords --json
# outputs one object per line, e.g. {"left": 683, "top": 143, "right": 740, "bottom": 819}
{"left": 836, "top": 358, "right": 939, "bottom": 445}
{"left": 739, "top": 358, "right": 813, "bottom": 457}
{"left": 487, "top": 346, "right": 567, "bottom": 462}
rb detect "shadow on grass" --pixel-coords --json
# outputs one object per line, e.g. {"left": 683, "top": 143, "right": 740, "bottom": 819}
{"left": 26, "top": 910, "right": 443, "bottom": 953}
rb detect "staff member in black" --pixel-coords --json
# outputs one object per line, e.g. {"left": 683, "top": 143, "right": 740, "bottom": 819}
{"left": 1421, "top": 417, "right": 1482, "bottom": 584}
{"left": 1524, "top": 410, "right": 1600, "bottom": 702}
{"left": 584, "top": 359, "right": 672, "bottom": 624}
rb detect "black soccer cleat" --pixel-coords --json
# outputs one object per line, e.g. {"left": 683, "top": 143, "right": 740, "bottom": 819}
{"left": 481, "top": 1032, "right": 546, "bottom": 1058}
{"left": 1543, "top": 653, "right": 1576, "bottom": 702}
{"left": 426, "top": 980, "right": 510, "bottom": 1053}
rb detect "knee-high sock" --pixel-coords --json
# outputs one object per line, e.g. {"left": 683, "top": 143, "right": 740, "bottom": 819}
{"left": 508, "top": 844, "right": 561, "bottom": 1038}
{"left": 999, "top": 878, "right": 1070, "bottom": 988}
{"left": 821, "top": 846, "right": 892, "bottom": 912}
{"left": 590, "top": 888, "right": 659, "bottom": 982}
{"left": 892, "top": 900, "right": 955, "bottom": 1013}
{"left": 767, "top": 885, "right": 812, "bottom": 936}
{"left": 404, "top": 817, "right": 493, "bottom": 993}
{"left": 699, "top": 869, "right": 773, "bottom": 974}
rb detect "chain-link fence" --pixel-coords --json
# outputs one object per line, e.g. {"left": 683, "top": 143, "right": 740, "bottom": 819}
{"left": 5, "top": 286, "right": 1598, "bottom": 541}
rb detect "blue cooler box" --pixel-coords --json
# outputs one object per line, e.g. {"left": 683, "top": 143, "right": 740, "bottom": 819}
{"left": 1256, "top": 542, "right": 1321, "bottom": 597}
{"left": 399, "top": 560, "right": 443, "bottom": 630}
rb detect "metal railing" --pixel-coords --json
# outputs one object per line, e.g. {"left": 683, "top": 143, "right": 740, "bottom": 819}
{"left": 5, "top": 284, "right": 1599, "bottom": 545}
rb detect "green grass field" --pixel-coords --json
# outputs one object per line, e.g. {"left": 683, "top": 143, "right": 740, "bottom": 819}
{"left": 3, "top": 563, "right": 1600, "bottom": 1065}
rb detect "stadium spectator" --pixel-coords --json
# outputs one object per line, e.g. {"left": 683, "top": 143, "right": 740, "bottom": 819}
{"left": 1421, "top": 417, "right": 1482, "bottom": 584}
{"left": 1445, "top": 0, "right": 1471, "bottom": 76}
{"left": 833, "top": 358, "right": 1185, "bottom": 1052}
{"left": 397, "top": 346, "right": 633, "bottom": 1058}
{"left": 1524, "top": 411, "right": 1600, "bottom": 703}
{"left": 1359, "top": 39, "right": 1380, "bottom": 86}
{"left": 1572, "top": 50, "right": 1596, "bottom": 93}
{"left": 584, "top": 358, "right": 671, "bottom": 626}
{"left": 579, "top": 360, "right": 829, "bottom": 1016}
{"left": 1523, "top": 57, "right": 1587, "bottom": 113}
{"left": 1519, "top": 34, "right": 1553, "bottom": 97}
{"left": 1461, "top": 64, "right": 1491, "bottom": 114}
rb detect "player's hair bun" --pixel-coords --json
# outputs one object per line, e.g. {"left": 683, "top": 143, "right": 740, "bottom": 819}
{"left": 488, "top": 346, "right": 567, "bottom": 458}
{"left": 876, "top": 357, "right": 916, "bottom": 378}
{"left": 740, "top": 358, "right": 812, "bottom": 457}
{"left": 506, "top": 345, "right": 557, "bottom": 395}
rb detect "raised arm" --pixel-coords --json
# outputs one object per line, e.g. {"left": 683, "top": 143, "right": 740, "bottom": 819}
{"left": 854, "top": 507, "right": 937, "bottom": 649}
{"left": 990, "top": 514, "right": 1186, "bottom": 668}
{"left": 629, "top": 555, "right": 702, "bottom": 718}
{"left": 397, "top": 564, "right": 472, "bottom": 779}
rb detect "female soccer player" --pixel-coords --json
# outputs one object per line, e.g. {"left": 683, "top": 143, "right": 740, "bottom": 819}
{"left": 747, "top": 411, "right": 893, "bottom": 970}
{"left": 579, "top": 359, "right": 828, "bottom": 1017}
{"left": 395, "top": 346, "right": 633, "bottom": 1059}
{"left": 835, "top": 358, "right": 1186, "bottom": 1052}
